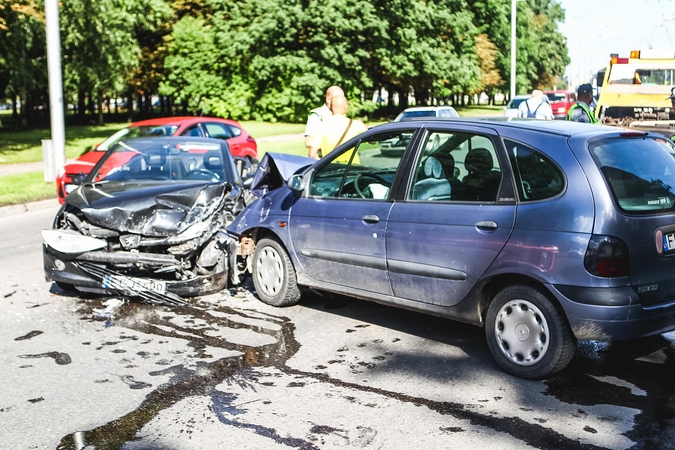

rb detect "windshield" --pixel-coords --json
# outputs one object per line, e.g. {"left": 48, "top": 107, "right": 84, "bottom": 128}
{"left": 91, "top": 139, "right": 231, "bottom": 184}
{"left": 591, "top": 137, "right": 675, "bottom": 214}
{"left": 608, "top": 64, "right": 675, "bottom": 85}
{"left": 97, "top": 125, "right": 180, "bottom": 151}
{"left": 398, "top": 110, "right": 436, "bottom": 120}
{"left": 546, "top": 93, "right": 568, "bottom": 102}
{"left": 508, "top": 98, "right": 527, "bottom": 109}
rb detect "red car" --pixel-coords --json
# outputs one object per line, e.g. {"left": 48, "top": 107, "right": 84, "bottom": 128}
{"left": 56, "top": 116, "right": 257, "bottom": 202}
{"left": 545, "top": 90, "right": 576, "bottom": 120}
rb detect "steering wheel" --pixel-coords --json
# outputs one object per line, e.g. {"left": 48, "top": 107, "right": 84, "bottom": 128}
{"left": 353, "top": 173, "right": 389, "bottom": 198}
{"left": 184, "top": 169, "right": 220, "bottom": 181}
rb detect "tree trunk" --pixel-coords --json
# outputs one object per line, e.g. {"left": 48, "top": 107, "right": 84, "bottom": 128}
{"left": 77, "top": 90, "right": 85, "bottom": 124}
{"left": 97, "top": 92, "right": 104, "bottom": 126}
{"left": 127, "top": 89, "right": 134, "bottom": 122}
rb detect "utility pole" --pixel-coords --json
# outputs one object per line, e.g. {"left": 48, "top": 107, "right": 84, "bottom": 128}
{"left": 44, "top": 0, "right": 66, "bottom": 181}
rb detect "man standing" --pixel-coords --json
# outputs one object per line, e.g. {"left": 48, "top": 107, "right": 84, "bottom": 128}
{"left": 518, "top": 90, "right": 554, "bottom": 120}
{"left": 308, "top": 95, "right": 367, "bottom": 163}
{"left": 567, "top": 84, "right": 599, "bottom": 124}
{"left": 304, "top": 85, "right": 344, "bottom": 149}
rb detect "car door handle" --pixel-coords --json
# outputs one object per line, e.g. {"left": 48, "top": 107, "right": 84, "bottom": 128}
{"left": 362, "top": 214, "right": 380, "bottom": 224}
{"left": 476, "top": 220, "right": 497, "bottom": 231}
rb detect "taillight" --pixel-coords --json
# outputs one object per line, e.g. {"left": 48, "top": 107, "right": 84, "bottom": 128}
{"left": 584, "top": 235, "right": 630, "bottom": 277}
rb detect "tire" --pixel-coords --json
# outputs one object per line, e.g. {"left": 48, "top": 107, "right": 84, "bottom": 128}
{"left": 251, "top": 238, "right": 301, "bottom": 307}
{"left": 485, "top": 285, "right": 576, "bottom": 379}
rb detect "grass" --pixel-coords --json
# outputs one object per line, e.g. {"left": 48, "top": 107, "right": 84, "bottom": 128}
{"left": 0, "top": 171, "right": 57, "bottom": 206}
{"left": 0, "top": 123, "right": 127, "bottom": 164}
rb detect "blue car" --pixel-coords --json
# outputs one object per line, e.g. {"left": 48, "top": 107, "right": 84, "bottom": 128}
{"left": 227, "top": 118, "right": 675, "bottom": 379}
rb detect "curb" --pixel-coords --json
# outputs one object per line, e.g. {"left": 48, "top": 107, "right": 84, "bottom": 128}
{"left": 0, "top": 198, "right": 60, "bottom": 218}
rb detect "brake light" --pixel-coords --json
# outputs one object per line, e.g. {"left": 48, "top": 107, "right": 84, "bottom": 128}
{"left": 584, "top": 235, "right": 630, "bottom": 277}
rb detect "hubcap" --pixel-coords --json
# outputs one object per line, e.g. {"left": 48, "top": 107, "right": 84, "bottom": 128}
{"left": 494, "top": 300, "right": 550, "bottom": 366}
{"left": 255, "top": 246, "right": 283, "bottom": 296}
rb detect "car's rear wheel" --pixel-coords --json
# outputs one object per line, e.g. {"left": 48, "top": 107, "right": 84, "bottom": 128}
{"left": 251, "top": 238, "right": 301, "bottom": 307}
{"left": 485, "top": 285, "right": 576, "bottom": 379}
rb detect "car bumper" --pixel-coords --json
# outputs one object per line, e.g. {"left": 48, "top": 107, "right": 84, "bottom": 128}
{"left": 549, "top": 284, "right": 675, "bottom": 341}
{"left": 43, "top": 245, "right": 227, "bottom": 297}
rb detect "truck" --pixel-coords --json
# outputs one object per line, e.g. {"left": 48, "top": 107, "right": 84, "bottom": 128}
{"left": 595, "top": 50, "right": 675, "bottom": 136}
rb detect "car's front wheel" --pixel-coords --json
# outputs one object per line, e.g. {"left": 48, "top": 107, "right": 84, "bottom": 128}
{"left": 251, "top": 238, "right": 301, "bottom": 307}
{"left": 485, "top": 285, "right": 576, "bottom": 379}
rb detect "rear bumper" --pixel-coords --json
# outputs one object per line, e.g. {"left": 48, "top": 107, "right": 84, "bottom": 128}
{"left": 549, "top": 284, "right": 675, "bottom": 341}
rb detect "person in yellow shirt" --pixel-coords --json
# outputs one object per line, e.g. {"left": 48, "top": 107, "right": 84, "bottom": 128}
{"left": 308, "top": 95, "right": 367, "bottom": 164}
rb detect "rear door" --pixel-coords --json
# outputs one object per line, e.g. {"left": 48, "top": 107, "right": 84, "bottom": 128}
{"left": 288, "top": 128, "right": 416, "bottom": 295}
{"left": 386, "top": 126, "right": 516, "bottom": 306}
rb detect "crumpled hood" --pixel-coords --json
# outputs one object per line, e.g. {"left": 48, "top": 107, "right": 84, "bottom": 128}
{"left": 66, "top": 181, "right": 233, "bottom": 236}
{"left": 250, "top": 152, "right": 315, "bottom": 197}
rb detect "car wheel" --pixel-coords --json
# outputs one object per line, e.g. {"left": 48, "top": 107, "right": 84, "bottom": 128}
{"left": 251, "top": 238, "right": 301, "bottom": 307}
{"left": 485, "top": 285, "right": 576, "bottom": 379}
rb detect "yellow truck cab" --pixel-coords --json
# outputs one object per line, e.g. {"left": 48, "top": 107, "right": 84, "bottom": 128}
{"left": 596, "top": 50, "right": 675, "bottom": 127}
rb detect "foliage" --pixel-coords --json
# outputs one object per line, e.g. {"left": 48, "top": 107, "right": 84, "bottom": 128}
{"left": 1, "top": 0, "right": 570, "bottom": 125}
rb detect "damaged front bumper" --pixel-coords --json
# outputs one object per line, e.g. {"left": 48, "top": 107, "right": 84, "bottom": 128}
{"left": 43, "top": 228, "right": 236, "bottom": 305}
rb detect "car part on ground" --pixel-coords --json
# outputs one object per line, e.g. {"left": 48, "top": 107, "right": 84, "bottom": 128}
{"left": 226, "top": 120, "right": 675, "bottom": 379}
{"left": 44, "top": 137, "right": 247, "bottom": 306}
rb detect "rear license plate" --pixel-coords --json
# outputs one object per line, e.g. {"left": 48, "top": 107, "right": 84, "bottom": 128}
{"left": 102, "top": 275, "right": 166, "bottom": 294}
{"left": 664, "top": 232, "right": 675, "bottom": 252}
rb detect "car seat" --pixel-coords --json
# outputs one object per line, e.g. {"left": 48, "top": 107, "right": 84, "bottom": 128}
{"left": 142, "top": 153, "right": 168, "bottom": 179}
{"left": 412, "top": 156, "right": 452, "bottom": 201}
{"left": 462, "top": 148, "right": 501, "bottom": 201}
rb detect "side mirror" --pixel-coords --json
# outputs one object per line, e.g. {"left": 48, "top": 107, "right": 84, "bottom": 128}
{"left": 288, "top": 174, "right": 305, "bottom": 192}
{"left": 71, "top": 173, "right": 87, "bottom": 185}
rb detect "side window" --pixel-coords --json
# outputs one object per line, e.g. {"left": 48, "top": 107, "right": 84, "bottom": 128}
{"left": 204, "top": 122, "right": 233, "bottom": 140}
{"left": 409, "top": 131, "right": 501, "bottom": 202}
{"left": 227, "top": 124, "right": 242, "bottom": 137}
{"left": 308, "top": 130, "right": 411, "bottom": 200}
{"left": 505, "top": 139, "right": 565, "bottom": 201}
{"left": 182, "top": 125, "right": 203, "bottom": 137}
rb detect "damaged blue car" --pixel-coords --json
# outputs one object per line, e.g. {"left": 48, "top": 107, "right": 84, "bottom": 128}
{"left": 227, "top": 118, "right": 675, "bottom": 379}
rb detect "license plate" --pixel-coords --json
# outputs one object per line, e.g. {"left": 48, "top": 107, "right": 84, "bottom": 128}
{"left": 65, "top": 184, "right": 78, "bottom": 194}
{"left": 664, "top": 232, "right": 675, "bottom": 252}
{"left": 102, "top": 274, "right": 166, "bottom": 294}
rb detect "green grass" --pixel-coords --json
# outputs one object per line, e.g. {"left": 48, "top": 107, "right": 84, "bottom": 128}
{"left": 258, "top": 138, "right": 307, "bottom": 158}
{"left": 0, "top": 171, "right": 56, "bottom": 206}
{"left": 0, "top": 123, "right": 126, "bottom": 164}
{"left": 239, "top": 121, "right": 306, "bottom": 138}
{"left": 455, "top": 105, "right": 504, "bottom": 117}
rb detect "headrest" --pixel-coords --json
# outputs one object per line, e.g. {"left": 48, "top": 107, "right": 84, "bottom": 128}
{"left": 465, "top": 148, "right": 493, "bottom": 173}
{"left": 145, "top": 153, "right": 166, "bottom": 166}
{"left": 423, "top": 156, "right": 443, "bottom": 179}
{"left": 203, "top": 150, "right": 224, "bottom": 171}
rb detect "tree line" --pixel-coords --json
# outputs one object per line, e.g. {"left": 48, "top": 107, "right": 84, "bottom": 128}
{"left": 0, "top": 0, "right": 570, "bottom": 127}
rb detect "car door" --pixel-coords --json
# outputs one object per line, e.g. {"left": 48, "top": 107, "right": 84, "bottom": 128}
{"left": 288, "top": 129, "right": 416, "bottom": 295}
{"left": 386, "top": 127, "right": 517, "bottom": 306}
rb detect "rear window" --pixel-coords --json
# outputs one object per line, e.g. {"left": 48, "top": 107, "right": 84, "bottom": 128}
{"left": 546, "top": 93, "right": 567, "bottom": 102}
{"left": 591, "top": 137, "right": 675, "bottom": 214}
{"left": 509, "top": 98, "right": 527, "bottom": 109}
{"left": 399, "top": 110, "right": 436, "bottom": 120}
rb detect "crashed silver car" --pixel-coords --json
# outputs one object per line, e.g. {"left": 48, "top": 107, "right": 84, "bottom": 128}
{"left": 42, "top": 137, "right": 250, "bottom": 305}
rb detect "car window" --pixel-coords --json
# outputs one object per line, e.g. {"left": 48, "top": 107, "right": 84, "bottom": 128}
{"left": 227, "top": 124, "right": 242, "bottom": 137}
{"left": 93, "top": 140, "right": 230, "bottom": 183}
{"left": 591, "top": 137, "right": 675, "bottom": 214}
{"left": 505, "top": 139, "right": 565, "bottom": 201}
{"left": 182, "top": 125, "right": 203, "bottom": 137}
{"left": 408, "top": 131, "right": 502, "bottom": 202}
{"left": 204, "top": 122, "right": 233, "bottom": 140}
{"left": 308, "top": 131, "right": 411, "bottom": 200}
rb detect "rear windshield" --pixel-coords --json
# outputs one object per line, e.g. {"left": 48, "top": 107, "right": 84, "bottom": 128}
{"left": 591, "top": 137, "right": 675, "bottom": 214}
{"left": 546, "top": 93, "right": 567, "bottom": 102}
{"left": 400, "top": 110, "right": 436, "bottom": 120}
{"left": 509, "top": 98, "right": 527, "bottom": 109}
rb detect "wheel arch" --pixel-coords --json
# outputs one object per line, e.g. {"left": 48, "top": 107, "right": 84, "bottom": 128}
{"left": 478, "top": 273, "right": 569, "bottom": 329}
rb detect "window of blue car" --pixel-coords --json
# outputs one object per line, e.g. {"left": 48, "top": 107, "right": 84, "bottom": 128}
{"left": 409, "top": 131, "right": 502, "bottom": 202}
{"left": 505, "top": 139, "right": 565, "bottom": 201}
{"left": 591, "top": 137, "right": 675, "bottom": 214}
{"left": 308, "top": 131, "right": 411, "bottom": 199}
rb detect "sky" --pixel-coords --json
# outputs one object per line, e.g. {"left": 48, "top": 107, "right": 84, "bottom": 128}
{"left": 557, "top": 0, "right": 675, "bottom": 88}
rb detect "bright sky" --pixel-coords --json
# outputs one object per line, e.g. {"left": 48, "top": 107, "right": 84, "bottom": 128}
{"left": 557, "top": 0, "right": 675, "bottom": 88}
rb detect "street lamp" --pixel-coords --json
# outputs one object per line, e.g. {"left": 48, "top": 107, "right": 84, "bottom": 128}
{"left": 510, "top": 0, "right": 517, "bottom": 101}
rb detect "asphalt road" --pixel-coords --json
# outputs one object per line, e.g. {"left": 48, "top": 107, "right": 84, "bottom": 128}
{"left": 2, "top": 205, "right": 675, "bottom": 449}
